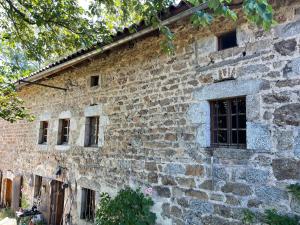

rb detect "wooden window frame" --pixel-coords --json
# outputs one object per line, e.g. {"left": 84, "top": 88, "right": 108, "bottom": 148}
{"left": 80, "top": 188, "right": 95, "bottom": 222}
{"left": 58, "top": 119, "right": 70, "bottom": 145}
{"left": 210, "top": 97, "right": 246, "bottom": 149}
{"left": 40, "top": 121, "right": 48, "bottom": 144}
{"left": 88, "top": 116, "right": 99, "bottom": 147}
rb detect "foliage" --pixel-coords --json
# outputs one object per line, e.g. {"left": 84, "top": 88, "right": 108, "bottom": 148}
{"left": 95, "top": 187, "right": 156, "bottom": 225}
{"left": 21, "top": 195, "right": 30, "bottom": 209}
{"left": 288, "top": 183, "right": 300, "bottom": 201}
{"left": 242, "top": 209, "right": 255, "bottom": 224}
{"left": 0, "top": 208, "right": 15, "bottom": 219}
{"left": 0, "top": 0, "right": 276, "bottom": 123}
{"left": 264, "top": 209, "right": 299, "bottom": 225}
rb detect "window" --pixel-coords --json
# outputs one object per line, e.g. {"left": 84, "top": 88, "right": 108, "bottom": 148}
{"left": 80, "top": 188, "right": 95, "bottom": 222}
{"left": 86, "top": 117, "right": 99, "bottom": 147}
{"left": 210, "top": 97, "right": 246, "bottom": 148}
{"left": 58, "top": 119, "right": 70, "bottom": 145}
{"left": 39, "top": 121, "right": 48, "bottom": 144}
{"left": 218, "top": 30, "right": 237, "bottom": 51}
{"left": 90, "top": 76, "right": 99, "bottom": 87}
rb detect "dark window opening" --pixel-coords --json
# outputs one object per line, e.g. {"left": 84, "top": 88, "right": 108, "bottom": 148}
{"left": 58, "top": 119, "right": 70, "bottom": 145}
{"left": 80, "top": 188, "right": 95, "bottom": 222}
{"left": 90, "top": 76, "right": 99, "bottom": 87}
{"left": 210, "top": 97, "right": 246, "bottom": 148}
{"left": 88, "top": 117, "right": 99, "bottom": 147}
{"left": 39, "top": 121, "right": 48, "bottom": 144}
{"left": 218, "top": 30, "right": 237, "bottom": 51}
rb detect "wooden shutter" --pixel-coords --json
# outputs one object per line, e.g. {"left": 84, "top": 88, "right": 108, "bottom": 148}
{"left": 12, "top": 176, "right": 22, "bottom": 211}
{"left": 0, "top": 171, "right": 2, "bottom": 206}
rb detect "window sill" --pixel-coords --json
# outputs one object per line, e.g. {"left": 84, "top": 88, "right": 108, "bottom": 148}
{"left": 83, "top": 146, "right": 100, "bottom": 151}
{"left": 55, "top": 145, "right": 71, "bottom": 151}
{"left": 37, "top": 144, "right": 48, "bottom": 151}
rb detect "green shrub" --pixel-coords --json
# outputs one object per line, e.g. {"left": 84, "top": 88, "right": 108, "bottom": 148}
{"left": 242, "top": 209, "right": 255, "bottom": 224}
{"left": 265, "top": 209, "right": 299, "bottom": 225}
{"left": 0, "top": 208, "right": 15, "bottom": 219}
{"left": 288, "top": 183, "right": 300, "bottom": 201}
{"left": 21, "top": 195, "right": 30, "bottom": 209}
{"left": 95, "top": 187, "right": 156, "bottom": 225}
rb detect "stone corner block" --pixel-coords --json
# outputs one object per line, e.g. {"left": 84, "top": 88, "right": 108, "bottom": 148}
{"left": 247, "top": 122, "right": 272, "bottom": 151}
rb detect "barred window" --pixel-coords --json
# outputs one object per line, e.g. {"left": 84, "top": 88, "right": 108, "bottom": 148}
{"left": 88, "top": 117, "right": 99, "bottom": 147}
{"left": 210, "top": 97, "right": 246, "bottom": 148}
{"left": 58, "top": 119, "right": 70, "bottom": 145}
{"left": 39, "top": 121, "right": 48, "bottom": 144}
{"left": 80, "top": 188, "right": 95, "bottom": 222}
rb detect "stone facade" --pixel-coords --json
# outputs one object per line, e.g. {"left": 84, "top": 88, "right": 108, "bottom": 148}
{"left": 1, "top": 1, "right": 300, "bottom": 224}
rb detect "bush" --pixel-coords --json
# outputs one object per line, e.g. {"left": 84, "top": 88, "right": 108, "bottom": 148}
{"left": 95, "top": 187, "right": 156, "bottom": 225}
{"left": 0, "top": 208, "right": 15, "bottom": 219}
{"left": 288, "top": 183, "right": 300, "bottom": 201}
{"left": 265, "top": 209, "right": 299, "bottom": 225}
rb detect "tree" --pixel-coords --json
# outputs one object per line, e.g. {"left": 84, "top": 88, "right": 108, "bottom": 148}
{"left": 0, "top": 0, "right": 275, "bottom": 122}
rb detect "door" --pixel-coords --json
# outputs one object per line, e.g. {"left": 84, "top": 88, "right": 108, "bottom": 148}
{"left": 4, "top": 179, "right": 12, "bottom": 207}
{"left": 12, "top": 176, "right": 22, "bottom": 211}
{"left": 49, "top": 180, "right": 65, "bottom": 225}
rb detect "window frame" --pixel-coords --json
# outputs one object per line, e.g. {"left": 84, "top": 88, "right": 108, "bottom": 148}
{"left": 80, "top": 188, "right": 96, "bottom": 222}
{"left": 210, "top": 96, "right": 246, "bottom": 149}
{"left": 87, "top": 116, "right": 99, "bottom": 147}
{"left": 90, "top": 75, "right": 99, "bottom": 87}
{"left": 39, "top": 121, "right": 48, "bottom": 144}
{"left": 58, "top": 119, "right": 70, "bottom": 145}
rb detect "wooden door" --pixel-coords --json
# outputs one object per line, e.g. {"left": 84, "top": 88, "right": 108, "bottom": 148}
{"left": 4, "top": 179, "right": 12, "bottom": 207}
{"left": 12, "top": 176, "right": 22, "bottom": 211}
{"left": 49, "top": 181, "right": 65, "bottom": 225}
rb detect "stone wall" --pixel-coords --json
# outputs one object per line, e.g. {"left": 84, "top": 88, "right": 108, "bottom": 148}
{"left": 0, "top": 1, "right": 300, "bottom": 224}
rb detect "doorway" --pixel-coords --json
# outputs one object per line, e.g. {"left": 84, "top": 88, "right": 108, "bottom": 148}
{"left": 49, "top": 180, "right": 65, "bottom": 225}
{"left": 3, "top": 179, "right": 12, "bottom": 207}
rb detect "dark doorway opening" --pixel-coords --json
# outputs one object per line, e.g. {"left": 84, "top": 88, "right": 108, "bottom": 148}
{"left": 49, "top": 180, "right": 65, "bottom": 225}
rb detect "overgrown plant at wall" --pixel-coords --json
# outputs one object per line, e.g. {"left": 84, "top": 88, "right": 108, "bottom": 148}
{"left": 243, "top": 183, "right": 300, "bottom": 225}
{"left": 288, "top": 183, "right": 300, "bottom": 201}
{"left": 95, "top": 187, "right": 156, "bottom": 225}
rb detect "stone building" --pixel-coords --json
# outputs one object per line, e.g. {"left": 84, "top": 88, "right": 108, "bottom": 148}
{"left": 0, "top": 0, "right": 300, "bottom": 224}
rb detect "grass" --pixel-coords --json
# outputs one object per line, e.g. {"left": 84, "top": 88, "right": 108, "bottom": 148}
{"left": 0, "top": 208, "right": 15, "bottom": 220}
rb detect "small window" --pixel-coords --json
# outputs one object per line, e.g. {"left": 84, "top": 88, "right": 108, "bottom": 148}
{"left": 90, "top": 76, "right": 99, "bottom": 87}
{"left": 80, "top": 188, "right": 95, "bottom": 222}
{"left": 210, "top": 97, "right": 246, "bottom": 148}
{"left": 218, "top": 30, "right": 237, "bottom": 51}
{"left": 58, "top": 119, "right": 70, "bottom": 145}
{"left": 86, "top": 117, "right": 99, "bottom": 147}
{"left": 39, "top": 121, "right": 48, "bottom": 144}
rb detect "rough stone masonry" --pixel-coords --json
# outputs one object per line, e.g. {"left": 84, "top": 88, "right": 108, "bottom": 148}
{"left": 0, "top": 0, "right": 300, "bottom": 224}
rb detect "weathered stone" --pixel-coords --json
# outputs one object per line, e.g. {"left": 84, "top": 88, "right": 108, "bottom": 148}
{"left": 247, "top": 199, "right": 263, "bottom": 208}
{"left": 161, "top": 175, "right": 177, "bottom": 186}
{"left": 283, "top": 58, "right": 300, "bottom": 77}
{"left": 276, "top": 19, "right": 300, "bottom": 38}
{"left": 145, "top": 161, "right": 157, "bottom": 171}
{"left": 255, "top": 186, "right": 288, "bottom": 203}
{"left": 163, "top": 164, "right": 185, "bottom": 175}
{"left": 239, "top": 168, "right": 270, "bottom": 184}
{"left": 238, "top": 64, "right": 270, "bottom": 77}
{"left": 247, "top": 122, "right": 272, "bottom": 151}
{"left": 190, "top": 199, "right": 214, "bottom": 214}
{"left": 185, "top": 189, "right": 208, "bottom": 200}
{"left": 246, "top": 95, "right": 260, "bottom": 121}
{"left": 185, "top": 165, "right": 204, "bottom": 176}
{"left": 170, "top": 205, "right": 182, "bottom": 218}
{"left": 213, "top": 166, "right": 229, "bottom": 181}
{"left": 274, "top": 103, "right": 300, "bottom": 126}
{"left": 202, "top": 215, "right": 243, "bottom": 225}
{"left": 225, "top": 195, "right": 240, "bottom": 206}
{"left": 274, "top": 129, "right": 294, "bottom": 150}
{"left": 221, "top": 182, "right": 252, "bottom": 196}
{"left": 210, "top": 193, "right": 225, "bottom": 202}
{"left": 148, "top": 172, "right": 158, "bottom": 183}
{"left": 274, "top": 39, "right": 297, "bottom": 56}
{"left": 194, "top": 79, "right": 267, "bottom": 101}
{"left": 199, "top": 180, "right": 213, "bottom": 190}
{"left": 262, "top": 93, "right": 290, "bottom": 104}
{"left": 155, "top": 186, "right": 171, "bottom": 198}
{"left": 161, "top": 203, "right": 171, "bottom": 218}
{"left": 176, "top": 177, "right": 196, "bottom": 188}
{"left": 272, "top": 158, "right": 300, "bottom": 180}
{"left": 177, "top": 197, "right": 189, "bottom": 208}
{"left": 276, "top": 79, "right": 300, "bottom": 87}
